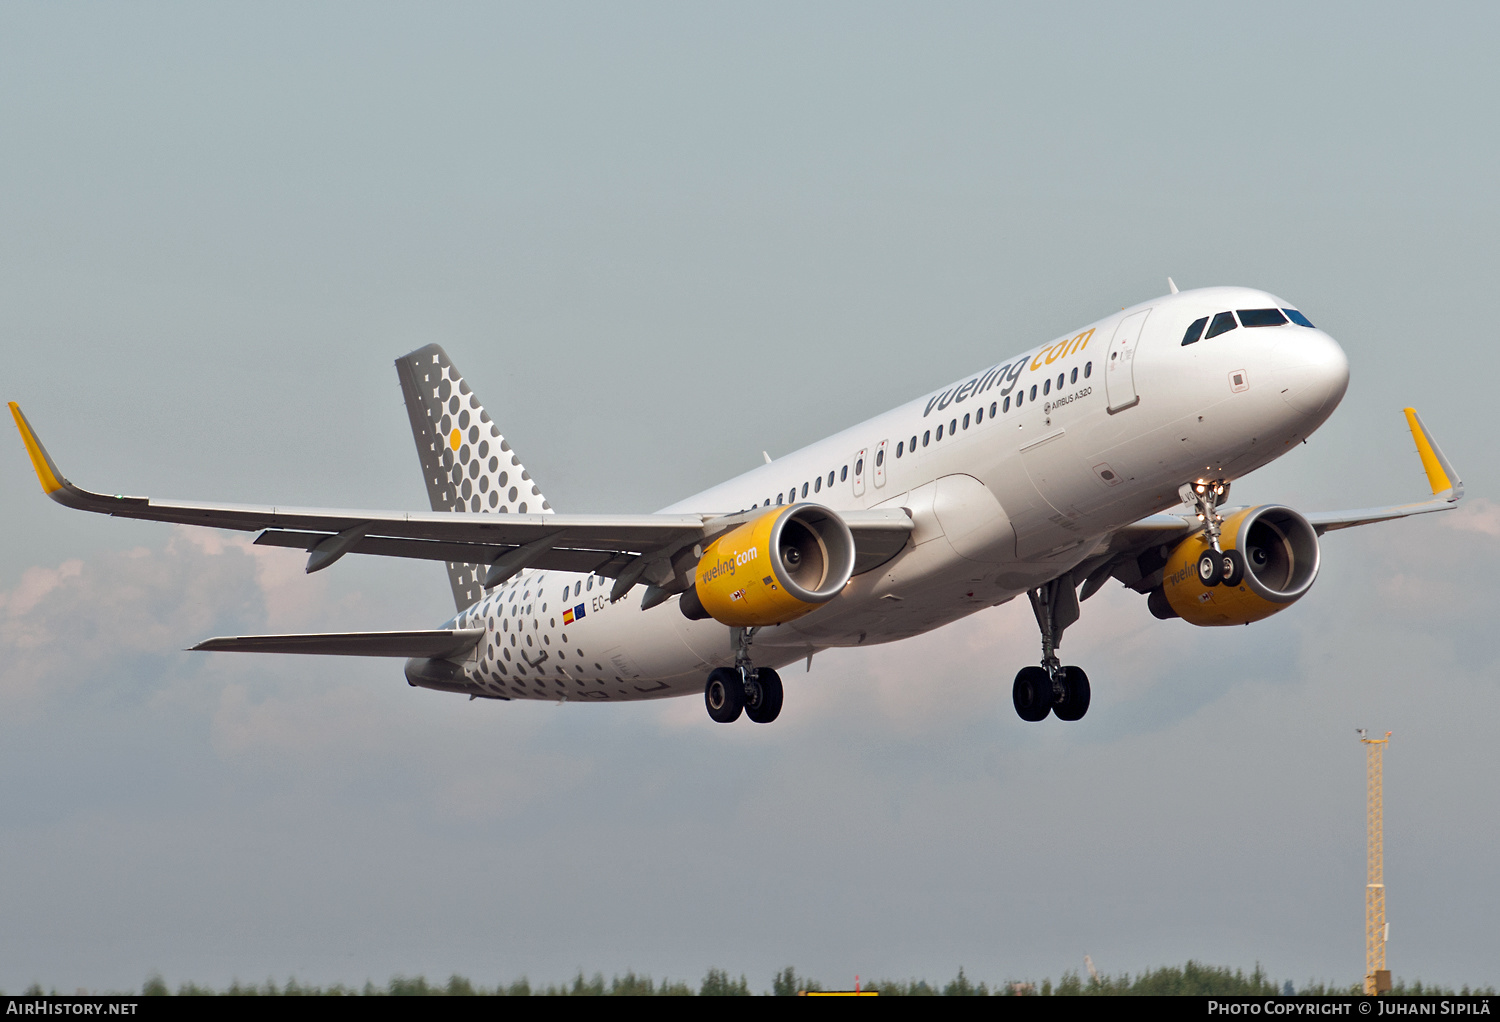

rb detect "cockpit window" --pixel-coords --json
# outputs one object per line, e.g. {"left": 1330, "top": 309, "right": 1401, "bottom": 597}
{"left": 1204, "top": 311, "right": 1238, "bottom": 339}
{"left": 1182, "top": 316, "right": 1208, "bottom": 346}
{"left": 1238, "top": 308, "right": 1288, "bottom": 328}
{"left": 1283, "top": 308, "right": 1315, "bottom": 328}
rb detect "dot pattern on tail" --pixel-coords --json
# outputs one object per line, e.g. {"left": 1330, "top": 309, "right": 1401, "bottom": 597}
{"left": 395, "top": 344, "right": 553, "bottom": 611}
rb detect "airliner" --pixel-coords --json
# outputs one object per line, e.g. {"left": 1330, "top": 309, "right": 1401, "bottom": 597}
{"left": 9, "top": 284, "right": 1463, "bottom": 723}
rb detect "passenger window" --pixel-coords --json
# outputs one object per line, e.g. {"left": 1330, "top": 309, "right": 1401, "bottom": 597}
{"left": 975, "top": 407, "right": 983, "bottom": 424}
{"left": 1029, "top": 385, "right": 1037, "bottom": 400}
{"left": 828, "top": 471, "right": 835, "bottom": 486}
{"left": 909, "top": 435, "right": 917, "bottom": 451}
{"left": 1043, "top": 378, "right": 1051, "bottom": 395}
{"left": 936, "top": 424, "right": 944, "bottom": 440}
{"left": 1003, "top": 396, "right": 1011, "bottom": 412}
{"left": 1284, "top": 308, "right": 1315, "bottom": 328}
{"left": 801, "top": 482, "right": 809, "bottom": 498}
{"left": 1070, "top": 368, "right": 1078, "bottom": 384}
{"left": 949, "top": 418, "right": 957, "bottom": 434}
{"left": 1182, "top": 316, "right": 1208, "bottom": 345}
{"left": 896, "top": 441, "right": 904, "bottom": 457}
{"left": 922, "top": 430, "right": 930, "bottom": 446}
{"left": 788, "top": 488, "right": 795, "bottom": 503}
{"left": 814, "top": 476, "right": 821, "bottom": 493}
{"left": 1238, "top": 308, "right": 1288, "bottom": 327}
{"left": 1015, "top": 390, "right": 1023, "bottom": 407}
{"left": 855, "top": 458, "right": 863, "bottom": 474}
{"left": 841, "top": 465, "right": 848, "bottom": 481}
{"left": 1084, "top": 361, "right": 1092, "bottom": 378}
{"left": 1057, "top": 373, "right": 1064, "bottom": 390}
{"left": 875, "top": 449, "right": 884, "bottom": 467}
{"left": 989, "top": 402, "right": 997, "bottom": 417}
{"left": 963, "top": 413, "right": 970, "bottom": 429}
{"left": 1205, "top": 311, "right": 1238, "bottom": 339}
{"left": 777, "top": 493, "right": 784, "bottom": 505}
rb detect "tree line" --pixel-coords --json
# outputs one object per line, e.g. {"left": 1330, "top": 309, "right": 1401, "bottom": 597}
{"left": 11, "top": 962, "right": 1495, "bottom": 996}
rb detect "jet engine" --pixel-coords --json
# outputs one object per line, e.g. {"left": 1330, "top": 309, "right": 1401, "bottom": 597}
{"left": 1151, "top": 505, "right": 1321, "bottom": 626}
{"left": 680, "top": 503, "right": 856, "bottom": 627}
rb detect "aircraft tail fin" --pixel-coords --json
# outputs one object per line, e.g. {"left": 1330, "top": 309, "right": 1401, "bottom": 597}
{"left": 395, "top": 345, "right": 553, "bottom": 611}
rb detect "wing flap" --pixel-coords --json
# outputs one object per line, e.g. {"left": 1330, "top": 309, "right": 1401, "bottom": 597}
{"left": 190, "top": 628, "right": 485, "bottom": 658}
{"left": 251, "top": 530, "right": 628, "bottom": 575}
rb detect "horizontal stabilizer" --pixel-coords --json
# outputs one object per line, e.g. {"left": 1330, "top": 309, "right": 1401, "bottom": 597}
{"left": 190, "top": 628, "right": 484, "bottom": 658}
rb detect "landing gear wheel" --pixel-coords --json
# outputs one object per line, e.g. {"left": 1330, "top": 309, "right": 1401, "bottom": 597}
{"left": 1012, "top": 666, "right": 1053, "bottom": 722}
{"left": 1220, "top": 548, "right": 1246, "bottom": 587}
{"left": 1197, "top": 550, "right": 1222, "bottom": 587}
{"left": 1052, "top": 666, "right": 1091, "bottom": 722}
{"left": 745, "top": 668, "right": 783, "bottom": 724}
{"left": 704, "top": 667, "right": 744, "bottom": 723}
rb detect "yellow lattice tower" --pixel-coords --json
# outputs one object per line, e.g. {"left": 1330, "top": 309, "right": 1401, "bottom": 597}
{"left": 1359, "top": 729, "right": 1392, "bottom": 995}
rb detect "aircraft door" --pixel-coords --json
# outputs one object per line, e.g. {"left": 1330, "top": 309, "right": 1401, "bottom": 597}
{"left": 852, "top": 448, "right": 867, "bottom": 497}
{"left": 873, "top": 439, "right": 888, "bottom": 488}
{"left": 1105, "top": 309, "right": 1152, "bottom": 413}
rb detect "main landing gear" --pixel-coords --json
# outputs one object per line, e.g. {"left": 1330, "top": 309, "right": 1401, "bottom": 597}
{"left": 1182, "top": 479, "right": 1245, "bottom": 587}
{"left": 1013, "top": 574, "right": 1091, "bottom": 722}
{"left": 704, "top": 626, "right": 784, "bottom": 724}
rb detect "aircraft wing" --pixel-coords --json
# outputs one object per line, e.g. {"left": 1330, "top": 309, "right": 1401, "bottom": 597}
{"left": 1081, "top": 407, "right": 1462, "bottom": 599}
{"left": 9, "top": 403, "right": 913, "bottom": 596}
{"left": 1300, "top": 409, "right": 1464, "bottom": 532}
{"left": 190, "top": 629, "right": 485, "bottom": 658}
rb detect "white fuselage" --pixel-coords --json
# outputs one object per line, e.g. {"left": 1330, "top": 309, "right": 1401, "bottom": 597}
{"left": 447, "top": 287, "right": 1350, "bottom": 702}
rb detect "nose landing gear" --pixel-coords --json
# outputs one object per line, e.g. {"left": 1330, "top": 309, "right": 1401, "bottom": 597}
{"left": 1183, "top": 479, "right": 1246, "bottom": 586}
{"left": 703, "top": 626, "right": 784, "bottom": 724}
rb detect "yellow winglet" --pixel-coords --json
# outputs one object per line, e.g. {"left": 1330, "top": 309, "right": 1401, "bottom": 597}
{"left": 1403, "top": 407, "right": 1456, "bottom": 496}
{"left": 9, "top": 402, "right": 66, "bottom": 495}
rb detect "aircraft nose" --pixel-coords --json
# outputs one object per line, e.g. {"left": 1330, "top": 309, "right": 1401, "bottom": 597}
{"left": 1279, "top": 330, "right": 1350, "bottom": 418}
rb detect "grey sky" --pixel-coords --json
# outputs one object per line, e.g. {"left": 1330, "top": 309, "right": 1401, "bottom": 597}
{"left": 1, "top": 2, "right": 1497, "bottom": 992}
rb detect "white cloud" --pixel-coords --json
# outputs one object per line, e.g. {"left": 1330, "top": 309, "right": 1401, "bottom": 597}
{"left": 1443, "top": 497, "right": 1500, "bottom": 538}
{"left": 0, "top": 534, "right": 259, "bottom": 712}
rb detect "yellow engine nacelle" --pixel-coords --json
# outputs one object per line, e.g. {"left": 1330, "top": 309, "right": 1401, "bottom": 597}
{"left": 1157, "top": 505, "right": 1321, "bottom": 626}
{"left": 680, "top": 504, "right": 856, "bottom": 628}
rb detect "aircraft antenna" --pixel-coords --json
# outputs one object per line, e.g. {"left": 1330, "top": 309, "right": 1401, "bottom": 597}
{"left": 1357, "top": 728, "right": 1393, "bottom": 995}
